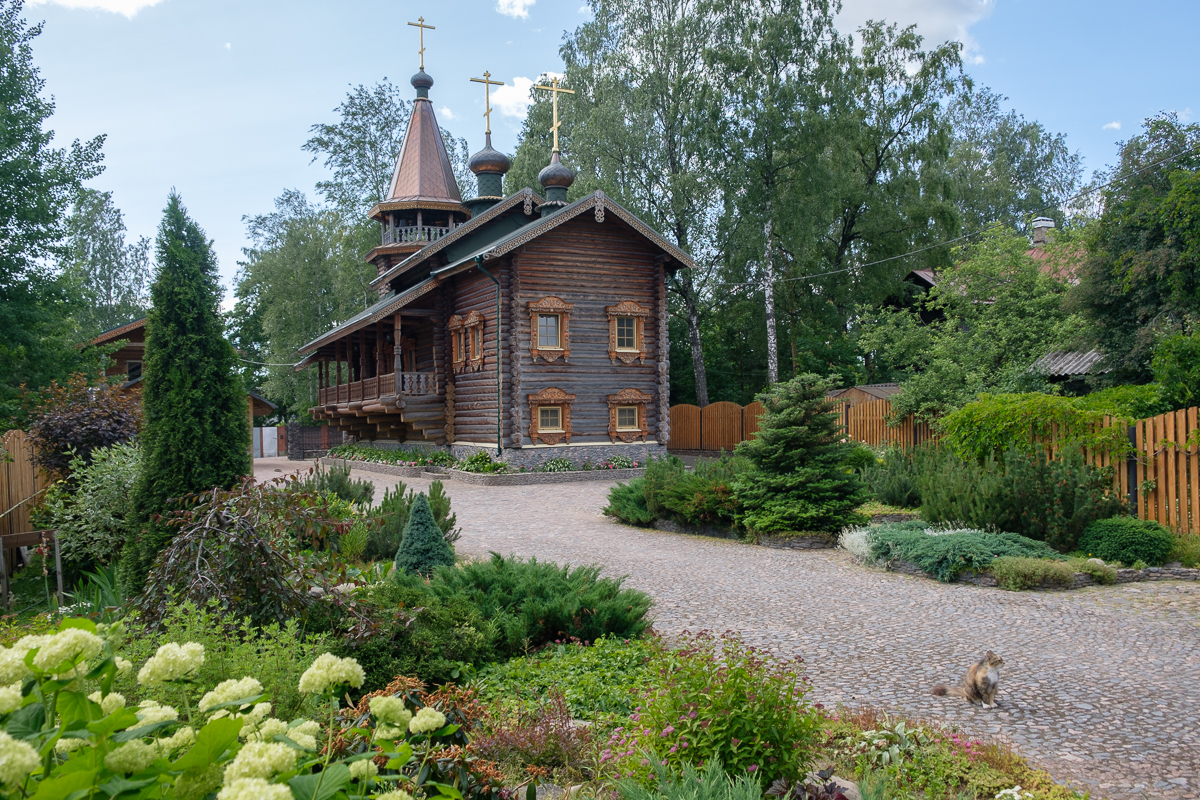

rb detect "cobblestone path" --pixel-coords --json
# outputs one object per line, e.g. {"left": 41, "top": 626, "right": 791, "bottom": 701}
{"left": 261, "top": 460, "right": 1200, "bottom": 799}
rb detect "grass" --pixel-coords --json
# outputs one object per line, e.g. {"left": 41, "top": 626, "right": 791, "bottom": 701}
{"left": 857, "top": 500, "right": 920, "bottom": 518}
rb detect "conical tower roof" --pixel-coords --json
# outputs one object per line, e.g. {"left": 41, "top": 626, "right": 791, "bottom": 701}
{"left": 384, "top": 70, "right": 463, "bottom": 205}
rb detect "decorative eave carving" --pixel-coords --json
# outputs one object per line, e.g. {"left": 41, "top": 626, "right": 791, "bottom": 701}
{"left": 607, "top": 388, "right": 654, "bottom": 443}
{"left": 528, "top": 296, "right": 574, "bottom": 363}
{"left": 606, "top": 300, "right": 651, "bottom": 364}
{"left": 528, "top": 386, "right": 576, "bottom": 445}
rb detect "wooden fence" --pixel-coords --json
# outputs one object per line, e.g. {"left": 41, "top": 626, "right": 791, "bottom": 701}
{"left": 668, "top": 401, "right": 764, "bottom": 452}
{"left": 843, "top": 399, "right": 940, "bottom": 447}
{"left": 1, "top": 430, "right": 51, "bottom": 541}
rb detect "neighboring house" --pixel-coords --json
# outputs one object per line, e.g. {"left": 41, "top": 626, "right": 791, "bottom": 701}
{"left": 1030, "top": 349, "right": 1107, "bottom": 395}
{"left": 90, "top": 317, "right": 277, "bottom": 429}
{"left": 827, "top": 383, "right": 903, "bottom": 408}
{"left": 297, "top": 65, "right": 693, "bottom": 468}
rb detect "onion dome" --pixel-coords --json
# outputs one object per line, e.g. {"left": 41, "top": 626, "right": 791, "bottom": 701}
{"left": 468, "top": 133, "right": 512, "bottom": 176}
{"left": 538, "top": 151, "right": 575, "bottom": 190}
{"left": 411, "top": 69, "right": 434, "bottom": 98}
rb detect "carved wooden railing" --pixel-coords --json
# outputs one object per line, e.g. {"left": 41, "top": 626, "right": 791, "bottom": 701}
{"left": 382, "top": 225, "right": 451, "bottom": 246}
{"left": 320, "top": 371, "right": 438, "bottom": 405}
{"left": 400, "top": 372, "right": 437, "bottom": 396}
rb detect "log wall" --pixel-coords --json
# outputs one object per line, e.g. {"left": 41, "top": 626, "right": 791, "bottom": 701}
{"left": 446, "top": 259, "right": 513, "bottom": 445}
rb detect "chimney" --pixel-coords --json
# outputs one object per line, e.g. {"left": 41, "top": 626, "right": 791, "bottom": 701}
{"left": 1032, "top": 217, "right": 1055, "bottom": 247}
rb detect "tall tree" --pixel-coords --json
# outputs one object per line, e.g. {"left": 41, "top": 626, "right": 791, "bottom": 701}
{"left": 119, "top": 192, "right": 250, "bottom": 593}
{"left": 0, "top": 0, "right": 105, "bottom": 424}
{"left": 61, "top": 189, "right": 151, "bottom": 337}
{"left": 1071, "top": 112, "right": 1200, "bottom": 384}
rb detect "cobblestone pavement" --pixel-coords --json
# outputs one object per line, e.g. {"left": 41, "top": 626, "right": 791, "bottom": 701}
{"left": 286, "top": 460, "right": 1200, "bottom": 800}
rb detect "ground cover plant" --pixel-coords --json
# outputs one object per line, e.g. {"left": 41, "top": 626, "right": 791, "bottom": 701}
{"left": 22, "top": 372, "right": 142, "bottom": 478}
{"left": 1079, "top": 517, "right": 1175, "bottom": 567}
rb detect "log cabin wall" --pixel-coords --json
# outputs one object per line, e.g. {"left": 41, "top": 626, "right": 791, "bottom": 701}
{"left": 447, "top": 260, "right": 513, "bottom": 445}
{"left": 512, "top": 216, "right": 661, "bottom": 446}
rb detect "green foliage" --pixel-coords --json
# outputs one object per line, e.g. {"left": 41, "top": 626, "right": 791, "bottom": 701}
{"left": 1153, "top": 332, "right": 1200, "bottom": 410}
{"left": 1076, "top": 384, "right": 1174, "bottom": 419}
{"left": 388, "top": 554, "right": 652, "bottom": 659}
{"left": 117, "top": 598, "right": 330, "bottom": 719}
{"left": 293, "top": 461, "right": 374, "bottom": 505}
{"left": 0, "top": 1, "right": 107, "bottom": 426}
{"left": 844, "top": 443, "right": 878, "bottom": 472}
{"left": 617, "top": 760, "right": 763, "bottom": 800}
{"left": 478, "top": 636, "right": 661, "bottom": 719}
{"left": 658, "top": 455, "right": 748, "bottom": 527}
{"left": 868, "top": 523, "right": 1063, "bottom": 582}
{"left": 457, "top": 450, "right": 509, "bottom": 474}
{"left": 393, "top": 493, "right": 456, "bottom": 577}
{"left": 990, "top": 557, "right": 1077, "bottom": 591}
{"left": 328, "top": 442, "right": 458, "bottom": 467}
{"left": 918, "top": 447, "right": 1127, "bottom": 551}
{"left": 1169, "top": 535, "right": 1200, "bottom": 568}
{"left": 734, "top": 375, "right": 868, "bottom": 534}
{"left": 605, "top": 477, "right": 656, "bottom": 526}
{"left": 37, "top": 441, "right": 140, "bottom": 573}
{"left": 120, "top": 193, "right": 251, "bottom": 593}
{"left": 1069, "top": 557, "right": 1119, "bottom": 585}
{"left": 860, "top": 446, "right": 931, "bottom": 509}
{"left": 539, "top": 457, "right": 576, "bottom": 473}
{"left": 368, "top": 481, "right": 460, "bottom": 561}
{"left": 605, "top": 631, "right": 821, "bottom": 787}
{"left": 23, "top": 372, "right": 142, "bottom": 477}
{"left": 1080, "top": 517, "right": 1175, "bottom": 567}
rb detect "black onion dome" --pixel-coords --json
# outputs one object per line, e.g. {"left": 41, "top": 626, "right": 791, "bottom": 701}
{"left": 411, "top": 69, "right": 434, "bottom": 91}
{"left": 468, "top": 133, "right": 512, "bottom": 175}
{"left": 538, "top": 151, "right": 575, "bottom": 189}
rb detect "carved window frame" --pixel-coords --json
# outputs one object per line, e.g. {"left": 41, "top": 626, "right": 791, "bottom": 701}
{"left": 528, "top": 386, "right": 576, "bottom": 445}
{"left": 448, "top": 315, "right": 467, "bottom": 373}
{"left": 528, "top": 296, "right": 574, "bottom": 362}
{"left": 606, "top": 300, "right": 651, "bottom": 364}
{"left": 464, "top": 310, "right": 485, "bottom": 371}
{"left": 607, "top": 388, "right": 653, "bottom": 443}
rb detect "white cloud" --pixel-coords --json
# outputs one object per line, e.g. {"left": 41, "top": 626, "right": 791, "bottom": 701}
{"left": 1102, "top": 121, "right": 1121, "bottom": 130}
{"left": 224, "top": 42, "right": 231, "bottom": 49}
{"left": 836, "top": 0, "right": 994, "bottom": 64}
{"left": 28, "top": 0, "right": 165, "bottom": 17}
{"left": 1179, "top": 107, "right": 1194, "bottom": 122}
{"left": 492, "top": 76, "right": 535, "bottom": 118}
{"left": 578, "top": 3, "right": 591, "bottom": 12}
{"left": 495, "top": 0, "right": 534, "bottom": 19}
{"left": 439, "top": 106, "right": 456, "bottom": 120}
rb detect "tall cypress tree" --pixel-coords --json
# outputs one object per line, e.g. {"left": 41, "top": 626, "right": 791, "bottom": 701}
{"left": 119, "top": 192, "right": 250, "bottom": 592}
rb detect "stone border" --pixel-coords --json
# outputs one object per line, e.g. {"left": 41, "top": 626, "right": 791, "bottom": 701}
{"left": 651, "top": 519, "right": 740, "bottom": 540}
{"left": 758, "top": 533, "right": 836, "bottom": 550}
{"left": 886, "top": 559, "right": 1200, "bottom": 591}
{"left": 321, "top": 457, "right": 644, "bottom": 486}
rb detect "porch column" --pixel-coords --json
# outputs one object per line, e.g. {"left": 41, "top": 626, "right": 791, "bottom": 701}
{"left": 336, "top": 342, "right": 342, "bottom": 386}
{"left": 375, "top": 321, "right": 385, "bottom": 378}
{"left": 358, "top": 328, "right": 367, "bottom": 382}
{"left": 393, "top": 313, "right": 403, "bottom": 396}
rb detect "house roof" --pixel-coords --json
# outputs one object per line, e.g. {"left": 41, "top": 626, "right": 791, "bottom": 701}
{"left": 91, "top": 316, "right": 146, "bottom": 346}
{"left": 854, "top": 383, "right": 903, "bottom": 399}
{"left": 1032, "top": 349, "right": 1106, "bottom": 377}
{"left": 296, "top": 277, "right": 441, "bottom": 356}
{"left": 384, "top": 96, "right": 462, "bottom": 207}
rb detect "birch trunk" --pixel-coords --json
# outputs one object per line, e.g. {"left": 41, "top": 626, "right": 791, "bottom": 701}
{"left": 763, "top": 213, "right": 779, "bottom": 385}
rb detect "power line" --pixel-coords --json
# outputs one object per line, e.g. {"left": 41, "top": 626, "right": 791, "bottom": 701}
{"left": 239, "top": 357, "right": 303, "bottom": 368}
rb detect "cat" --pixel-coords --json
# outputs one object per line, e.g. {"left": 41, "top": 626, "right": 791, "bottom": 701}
{"left": 931, "top": 651, "right": 1004, "bottom": 708}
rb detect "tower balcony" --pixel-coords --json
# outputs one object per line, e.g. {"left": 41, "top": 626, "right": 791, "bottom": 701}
{"left": 382, "top": 225, "right": 452, "bottom": 246}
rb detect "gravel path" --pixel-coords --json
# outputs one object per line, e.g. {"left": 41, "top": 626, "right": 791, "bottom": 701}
{"left": 254, "top": 459, "right": 1200, "bottom": 799}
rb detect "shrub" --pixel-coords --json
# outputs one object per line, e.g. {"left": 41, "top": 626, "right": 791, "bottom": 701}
{"left": 368, "top": 480, "right": 460, "bottom": 561}
{"left": 990, "top": 557, "right": 1076, "bottom": 591}
{"left": 393, "top": 493, "right": 457, "bottom": 576}
{"left": 478, "top": 635, "right": 661, "bottom": 719}
{"left": 734, "top": 375, "right": 869, "bottom": 534}
{"left": 918, "top": 447, "right": 1126, "bottom": 551}
{"left": 1152, "top": 331, "right": 1200, "bottom": 409}
{"left": 292, "top": 461, "right": 374, "bottom": 505}
{"left": 860, "top": 446, "right": 929, "bottom": 509}
{"left": 329, "top": 443, "right": 458, "bottom": 467}
{"left": 617, "top": 760, "right": 762, "bottom": 800}
{"left": 387, "top": 553, "right": 652, "bottom": 658}
{"left": 643, "top": 455, "right": 687, "bottom": 518}
{"left": 22, "top": 372, "right": 142, "bottom": 478}
{"left": 604, "top": 631, "right": 821, "bottom": 787}
{"left": 1080, "top": 517, "right": 1175, "bottom": 566}
{"left": 601, "top": 453, "right": 637, "bottom": 469}
{"left": 658, "top": 454, "right": 747, "bottom": 527}
{"left": 844, "top": 442, "right": 878, "bottom": 472}
{"left": 605, "top": 477, "right": 656, "bottom": 525}
{"left": 458, "top": 450, "right": 508, "bottom": 473}
{"left": 1169, "top": 534, "right": 1200, "bottom": 567}
{"left": 1069, "top": 557, "right": 1118, "bottom": 585}
{"left": 473, "top": 691, "right": 593, "bottom": 772}
{"left": 36, "top": 441, "right": 140, "bottom": 572}
{"left": 539, "top": 457, "right": 576, "bottom": 473}
{"left": 868, "top": 523, "right": 1063, "bottom": 582}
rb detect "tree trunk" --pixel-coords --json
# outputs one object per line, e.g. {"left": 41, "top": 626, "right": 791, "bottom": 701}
{"left": 671, "top": 269, "right": 709, "bottom": 408}
{"left": 763, "top": 213, "right": 779, "bottom": 385}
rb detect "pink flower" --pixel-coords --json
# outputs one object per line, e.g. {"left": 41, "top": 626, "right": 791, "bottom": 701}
{"left": 661, "top": 726, "right": 675, "bottom": 737}
{"left": 688, "top": 711, "right": 697, "bottom": 719}
{"left": 747, "top": 765, "right": 758, "bottom": 772}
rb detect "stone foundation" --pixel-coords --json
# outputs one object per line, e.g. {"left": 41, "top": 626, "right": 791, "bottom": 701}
{"left": 450, "top": 441, "right": 667, "bottom": 470}
{"left": 758, "top": 533, "right": 836, "bottom": 550}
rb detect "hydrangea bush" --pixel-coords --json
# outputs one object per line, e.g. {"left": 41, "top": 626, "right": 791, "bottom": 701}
{"left": 0, "top": 617, "right": 499, "bottom": 800}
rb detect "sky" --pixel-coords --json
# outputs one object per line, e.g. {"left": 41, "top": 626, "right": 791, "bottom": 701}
{"left": 22, "top": 0, "right": 1200, "bottom": 297}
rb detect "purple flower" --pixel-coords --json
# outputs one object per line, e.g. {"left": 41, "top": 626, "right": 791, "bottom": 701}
{"left": 688, "top": 711, "right": 697, "bottom": 719}
{"left": 661, "top": 726, "right": 676, "bottom": 737}
{"left": 747, "top": 765, "right": 758, "bottom": 773}
{"left": 669, "top": 746, "right": 678, "bottom": 754}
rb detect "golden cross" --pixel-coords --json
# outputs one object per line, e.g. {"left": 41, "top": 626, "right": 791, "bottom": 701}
{"left": 407, "top": 17, "right": 435, "bottom": 70}
{"left": 470, "top": 71, "right": 505, "bottom": 135}
{"left": 535, "top": 76, "right": 574, "bottom": 153}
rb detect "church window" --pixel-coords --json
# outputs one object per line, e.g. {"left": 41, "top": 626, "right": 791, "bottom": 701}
{"left": 616, "top": 406, "right": 639, "bottom": 430}
{"left": 448, "top": 314, "right": 467, "bottom": 372}
{"left": 528, "top": 386, "right": 575, "bottom": 445}
{"left": 607, "top": 388, "right": 653, "bottom": 443}
{"left": 616, "top": 317, "right": 636, "bottom": 350}
{"left": 538, "top": 314, "right": 560, "bottom": 349}
{"left": 527, "top": 297, "right": 574, "bottom": 362}
{"left": 606, "top": 301, "right": 651, "bottom": 364}
{"left": 539, "top": 406, "right": 563, "bottom": 432}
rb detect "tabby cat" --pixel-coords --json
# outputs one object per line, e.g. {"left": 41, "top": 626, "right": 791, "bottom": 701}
{"left": 931, "top": 651, "right": 1004, "bottom": 708}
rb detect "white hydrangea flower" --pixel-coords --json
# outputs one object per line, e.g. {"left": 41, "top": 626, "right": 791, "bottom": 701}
{"left": 236, "top": 703, "right": 273, "bottom": 738}
{"left": 223, "top": 741, "right": 297, "bottom": 782}
{"left": 104, "top": 739, "right": 159, "bottom": 774}
{"left": 155, "top": 726, "right": 196, "bottom": 756}
{"left": 297, "top": 653, "right": 364, "bottom": 694}
{"left": 218, "top": 777, "right": 295, "bottom": 800}
{"left": 249, "top": 718, "right": 289, "bottom": 743}
{"left": 349, "top": 759, "right": 379, "bottom": 781}
{"left": 115, "top": 657, "right": 133, "bottom": 676}
{"left": 0, "top": 648, "right": 32, "bottom": 685}
{"left": 368, "top": 696, "right": 412, "bottom": 728}
{"left": 373, "top": 723, "right": 405, "bottom": 741}
{"left": 200, "top": 677, "right": 264, "bottom": 714}
{"left": 137, "top": 642, "right": 205, "bottom": 686}
{"left": 373, "top": 791, "right": 414, "bottom": 800}
{"left": 88, "top": 690, "right": 126, "bottom": 716}
{"left": 136, "top": 700, "right": 180, "bottom": 726}
{"left": 408, "top": 707, "right": 447, "bottom": 735}
{"left": 0, "top": 682, "right": 22, "bottom": 715}
{"left": 0, "top": 731, "right": 40, "bottom": 787}
{"left": 31, "top": 628, "right": 104, "bottom": 672}
{"left": 54, "top": 736, "right": 88, "bottom": 754}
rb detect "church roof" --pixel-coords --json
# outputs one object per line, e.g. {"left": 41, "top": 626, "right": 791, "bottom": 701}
{"left": 384, "top": 95, "right": 462, "bottom": 206}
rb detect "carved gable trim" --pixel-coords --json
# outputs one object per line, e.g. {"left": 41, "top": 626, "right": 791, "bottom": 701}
{"left": 528, "top": 386, "right": 576, "bottom": 445}
{"left": 607, "top": 388, "right": 653, "bottom": 443}
{"left": 528, "top": 296, "right": 574, "bottom": 363}
{"left": 606, "top": 300, "right": 651, "bottom": 364}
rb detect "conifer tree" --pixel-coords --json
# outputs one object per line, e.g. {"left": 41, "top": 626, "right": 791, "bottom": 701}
{"left": 119, "top": 192, "right": 250, "bottom": 592}
{"left": 393, "top": 493, "right": 456, "bottom": 577}
{"left": 733, "top": 374, "right": 867, "bottom": 534}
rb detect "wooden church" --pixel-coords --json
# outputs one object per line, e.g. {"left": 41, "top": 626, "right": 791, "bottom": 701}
{"left": 297, "top": 50, "right": 692, "bottom": 467}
